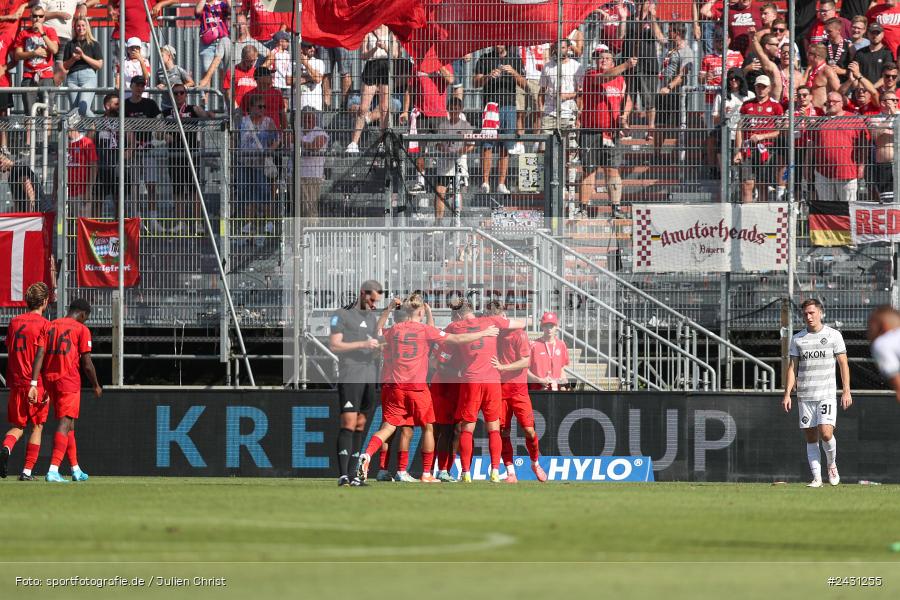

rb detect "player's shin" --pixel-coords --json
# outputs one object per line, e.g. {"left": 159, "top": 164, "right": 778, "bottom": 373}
{"left": 23, "top": 443, "right": 40, "bottom": 476}
{"left": 488, "top": 429, "right": 502, "bottom": 471}
{"left": 49, "top": 431, "right": 69, "bottom": 471}
{"left": 500, "top": 431, "right": 514, "bottom": 471}
{"left": 806, "top": 442, "right": 822, "bottom": 481}
{"left": 524, "top": 429, "right": 540, "bottom": 461}
{"left": 822, "top": 436, "right": 836, "bottom": 466}
{"left": 458, "top": 429, "right": 474, "bottom": 473}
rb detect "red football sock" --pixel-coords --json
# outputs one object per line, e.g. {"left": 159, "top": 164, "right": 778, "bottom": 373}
{"left": 501, "top": 435, "right": 514, "bottom": 466}
{"left": 398, "top": 451, "right": 409, "bottom": 472}
{"left": 24, "top": 443, "right": 40, "bottom": 470}
{"left": 422, "top": 451, "right": 434, "bottom": 474}
{"left": 50, "top": 432, "right": 69, "bottom": 467}
{"left": 378, "top": 448, "right": 389, "bottom": 470}
{"left": 459, "top": 431, "right": 473, "bottom": 472}
{"left": 66, "top": 431, "right": 78, "bottom": 467}
{"left": 488, "top": 430, "right": 502, "bottom": 470}
{"left": 2, "top": 434, "right": 17, "bottom": 452}
{"left": 363, "top": 436, "right": 383, "bottom": 457}
{"left": 525, "top": 435, "right": 540, "bottom": 462}
{"left": 436, "top": 450, "right": 450, "bottom": 471}
{"left": 444, "top": 451, "right": 456, "bottom": 471}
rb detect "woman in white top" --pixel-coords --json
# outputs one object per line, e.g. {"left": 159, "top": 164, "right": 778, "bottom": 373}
{"left": 709, "top": 68, "right": 753, "bottom": 178}
{"left": 346, "top": 25, "right": 399, "bottom": 153}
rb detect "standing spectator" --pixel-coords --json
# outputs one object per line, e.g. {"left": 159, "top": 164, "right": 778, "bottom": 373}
{"left": 402, "top": 62, "right": 454, "bottom": 193}
{"left": 196, "top": 0, "right": 230, "bottom": 85}
{"left": 237, "top": 93, "right": 279, "bottom": 238}
{"left": 116, "top": 37, "right": 150, "bottom": 98}
{"left": 700, "top": 0, "right": 762, "bottom": 58}
{"left": 770, "top": 18, "right": 799, "bottom": 56}
{"left": 433, "top": 97, "right": 474, "bottom": 222}
{"left": 791, "top": 86, "right": 823, "bottom": 201}
{"left": 163, "top": 83, "right": 210, "bottom": 234}
{"left": 528, "top": 312, "right": 569, "bottom": 391}
{"left": 823, "top": 18, "right": 855, "bottom": 81}
{"left": 777, "top": 44, "right": 807, "bottom": 108}
{"left": 108, "top": 0, "right": 178, "bottom": 61}
{"left": 850, "top": 16, "right": 871, "bottom": 51}
{"left": 67, "top": 127, "right": 97, "bottom": 217}
{"left": 517, "top": 43, "right": 549, "bottom": 148}
{"left": 867, "top": 0, "right": 900, "bottom": 59}
{"left": 805, "top": 43, "right": 841, "bottom": 108}
{"left": 346, "top": 25, "right": 398, "bottom": 153}
{"left": 475, "top": 44, "right": 525, "bottom": 195}
{"left": 298, "top": 41, "right": 325, "bottom": 111}
{"left": 578, "top": 51, "right": 636, "bottom": 215}
{"left": 319, "top": 46, "right": 352, "bottom": 111}
{"left": 813, "top": 91, "right": 868, "bottom": 203}
{"left": 123, "top": 76, "right": 161, "bottom": 222}
{"left": 868, "top": 90, "right": 898, "bottom": 201}
{"left": 758, "top": 2, "right": 779, "bottom": 32}
{"left": 223, "top": 45, "right": 258, "bottom": 112}
{"left": 95, "top": 93, "right": 119, "bottom": 207}
{"left": 40, "top": 0, "right": 83, "bottom": 62}
{"left": 198, "top": 12, "right": 264, "bottom": 90}
{"left": 62, "top": 16, "right": 102, "bottom": 116}
{"left": 539, "top": 40, "right": 583, "bottom": 174}
{"left": 853, "top": 23, "right": 894, "bottom": 84}
{"left": 847, "top": 85, "right": 881, "bottom": 114}
{"left": 623, "top": 2, "right": 661, "bottom": 146}
{"left": 239, "top": 66, "right": 286, "bottom": 130}
{"left": 13, "top": 5, "right": 59, "bottom": 117}
{"left": 263, "top": 31, "right": 292, "bottom": 108}
{"left": 0, "top": 156, "right": 41, "bottom": 212}
{"left": 806, "top": 1, "right": 853, "bottom": 50}
{"left": 733, "top": 74, "right": 784, "bottom": 203}
{"left": 700, "top": 32, "right": 743, "bottom": 172}
{"left": 241, "top": 0, "right": 289, "bottom": 44}
{"left": 710, "top": 69, "right": 754, "bottom": 179}
{"left": 596, "top": 1, "right": 632, "bottom": 56}
{"left": 0, "top": 3, "right": 26, "bottom": 154}
{"left": 155, "top": 45, "right": 193, "bottom": 110}
{"left": 745, "top": 31, "right": 783, "bottom": 99}
{"left": 653, "top": 21, "right": 693, "bottom": 159}
{"left": 299, "top": 107, "right": 329, "bottom": 221}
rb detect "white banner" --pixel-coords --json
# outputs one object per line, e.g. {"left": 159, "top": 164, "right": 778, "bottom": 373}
{"left": 632, "top": 204, "right": 788, "bottom": 273}
{"left": 848, "top": 201, "right": 900, "bottom": 245}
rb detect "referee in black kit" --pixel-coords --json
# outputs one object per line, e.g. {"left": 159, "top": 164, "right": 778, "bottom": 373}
{"left": 329, "top": 280, "right": 384, "bottom": 486}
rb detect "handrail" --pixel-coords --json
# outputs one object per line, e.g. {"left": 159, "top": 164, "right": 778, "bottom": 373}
{"left": 304, "top": 331, "right": 339, "bottom": 380}
{"left": 535, "top": 230, "right": 777, "bottom": 390}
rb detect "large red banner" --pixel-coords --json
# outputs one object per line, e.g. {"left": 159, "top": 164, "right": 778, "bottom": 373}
{"left": 0, "top": 213, "right": 53, "bottom": 307}
{"left": 76, "top": 218, "right": 141, "bottom": 288}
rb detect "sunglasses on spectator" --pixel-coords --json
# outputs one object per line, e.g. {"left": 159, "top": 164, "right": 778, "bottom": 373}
{"left": 773, "top": 27, "right": 786, "bottom": 33}
{"left": 883, "top": 97, "right": 899, "bottom": 102}
{"left": 797, "top": 92, "right": 810, "bottom": 97}
{"left": 31, "top": 13, "right": 45, "bottom": 19}
{"left": 174, "top": 90, "right": 186, "bottom": 95}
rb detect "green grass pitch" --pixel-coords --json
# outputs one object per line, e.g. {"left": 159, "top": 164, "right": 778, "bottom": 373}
{"left": 2, "top": 478, "right": 899, "bottom": 599}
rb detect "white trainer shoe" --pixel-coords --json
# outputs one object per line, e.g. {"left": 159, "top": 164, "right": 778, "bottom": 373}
{"left": 496, "top": 183, "right": 511, "bottom": 194}
{"left": 345, "top": 142, "right": 360, "bottom": 153}
{"left": 807, "top": 478, "right": 823, "bottom": 488}
{"left": 827, "top": 464, "right": 840, "bottom": 486}
{"left": 479, "top": 182, "right": 490, "bottom": 194}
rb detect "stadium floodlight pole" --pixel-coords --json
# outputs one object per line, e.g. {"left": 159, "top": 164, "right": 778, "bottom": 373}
{"left": 141, "top": 0, "right": 256, "bottom": 386}
{"left": 115, "top": 0, "right": 126, "bottom": 386}
{"left": 783, "top": 0, "right": 798, "bottom": 386}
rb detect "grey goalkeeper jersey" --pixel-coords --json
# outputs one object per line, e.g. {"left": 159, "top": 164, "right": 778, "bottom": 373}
{"left": 789, "top": 325, "right": 847, "bottom": 403}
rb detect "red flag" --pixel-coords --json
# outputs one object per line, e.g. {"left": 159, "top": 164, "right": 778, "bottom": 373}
{"left": 76, "top": 218, "right": 142, "bottom": 288}
{"left": 301, "top": 0, "right": 426, "bottom": 49}
{"left": 0, "top": 213, "right": 53, "bottom": 307}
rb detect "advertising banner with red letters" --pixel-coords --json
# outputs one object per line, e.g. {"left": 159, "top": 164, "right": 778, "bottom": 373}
{"left": 76, "top": 218, "right": 141, "bottom": 287}
{"left": 848, "top": 202, "right": 900, "bottom": 245}
{"left": 632, "top": 204, "right": 789, "bottom": 273}
{"left": 0, "top": 213, "right": 54, "bottom": 307}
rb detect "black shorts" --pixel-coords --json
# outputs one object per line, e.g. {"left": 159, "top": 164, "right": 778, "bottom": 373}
{"left": 872, "top": 162, "right": 894, "bottom": 196}
{"left": 338, "top": 381, "right": 376, "bottom": 414}
{"left": 742, "top": 149, "right": 777, "bottom": 187}
{"left": 362, "top": 58, "right": 390, "bottom": 86}
{"left": 655, "top": 92, "right": 681, "bottom": 129}
{"left": 579, "top": 131, "right": 622, "bottom": 171}
{"left": 0, "top": 92, "right": 12, "bottom": 111}
{"left": 628, "top": 71, "right": 657, "bottom": 111}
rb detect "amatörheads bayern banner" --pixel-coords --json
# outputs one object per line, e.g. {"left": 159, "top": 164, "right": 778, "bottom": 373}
{"left": 848, "top": 201, "right": 900, "bottom": 245}
{"left": 76, "top": 218, "right": 141, "bottom": 287}
{"left": 632, "top": 204, "right": 789, "bottom": 273}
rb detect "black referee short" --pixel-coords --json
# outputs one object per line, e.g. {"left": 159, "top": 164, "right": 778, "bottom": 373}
{"left": 338, "top": 381, "right": 376, "bottom": 414}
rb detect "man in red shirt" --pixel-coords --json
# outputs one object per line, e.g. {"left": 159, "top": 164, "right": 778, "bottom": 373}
{"left": 239, "top": 65, "right": 286, "bottom": 127}
{"left": 578, "top": 50, "right": 636, "bottom": 215}
{"left": 108, "top": 0, "right": 177, "bottom": 59}
{"left": 13, "top": 5, "right": 58, "bottom": 117}
{"left": 0, "top": 1, "right": 27, "bottom": 153}
{"left": 430, "top": 310, "right": 463, "bottom": 482}
{"left": 867, "top": 0, "right": 900, "bottom": 58}
{"left": 403, "top": 62, "right": 454, "bottom": 192}
{"left": 357, "top": 295, "right": 497, "bottom": 483}
{"left": 489, "top": 304, "right": 547, "bottom": 483}
{"left": 1, "top": 283, "right": 50, "bottom": 481}
{"left": 67, "top": 128, "right": 98, "bottom": 217}
{"left": 733, "top": 74, "right": 784, "bottom": 202}
{"left": 451, "top": 301, "right": 528, "bottom": 483}
{"left": 814, "top": 91, "right": 868, "bottom": 203}
{"left": 528, "top": 312, "right": 570, "bottom": 391}
{"left": 700, "top": 0, "right": 762, "bottom": 57}
{"left": 41, "top": 298, "right": 102, "bottom": 483}
{"left": 241, "top": 0, "right": 291, "bottom": 43}
{"left": 224, "top": 45, "right": 258, "bottom": 111}
{"left": 807, "top": 1, "right": 853, "bottom": 50}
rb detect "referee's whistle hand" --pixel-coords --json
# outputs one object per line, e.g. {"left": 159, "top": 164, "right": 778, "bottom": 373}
{"left": 363, "top": 338, "right": 380, "bottom": 350}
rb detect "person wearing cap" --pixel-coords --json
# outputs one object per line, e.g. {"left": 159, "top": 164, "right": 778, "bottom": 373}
{"left": 116, "top": 36, "right": 151, "bottom": 98}
{"left": 155, "top": 44, "right": 194, "bottom": 111}
{"left": 852, "top": 23, "right": 894, "bottom": 85}
{"left": 298, "top": 40, "right": 325, "bottom": 111}
{"left": 329, "top": 281, "right": 386, "bottom": 486}
{"left": 262, "top": 30, "right": 293, "bottom": 108}
{"left": 239, "top": 64, "right": 286, "bottom": 129}
{"left": 867, "top": 0, "right": 900, "bottom": 59}
{"left": 62, "top": 15, "right": 103, "bottom": 116}
{"left": 107, "top": 0, "right": 178, "bottom": 61}
{"left": 734, "top": 73, "right": 784, "bottom": 203}
{"left": 528, "top": 312, "right": 569, "bottom": 391}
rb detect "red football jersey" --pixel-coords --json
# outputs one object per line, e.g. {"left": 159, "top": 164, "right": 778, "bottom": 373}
{"left": 739, "top": 98, "right": 784, "bottom": 147}
{"left": 383, "top": 321, "right": 445, "bottom": 389}
{"left": 5, "top": 312, "right": 50, "bottom": 387}
{"left": 42, "top": 317, "right": 92, "bottom": 393}
{"left": 580, "top": 70, "right": 627, "bottom": 130}
{"left": 529, "top": 338, "right": 570, "bottom": 383}
{"left": 454, "top": 315, "right": 510, "bottom": 383}
{"left": 430, "top": 334, "right": 459, "bottom": 385}
{"left": 14, "top": 25, "right": 58, "bottom": 80}
{"left": 497, "top": 328, "right": 530, "bottom": 386}
{"left": 67, "top": 134, "right": 98, "bottom": 198}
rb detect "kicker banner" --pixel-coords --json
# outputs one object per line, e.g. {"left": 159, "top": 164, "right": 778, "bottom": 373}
{"left": 0, "top": 213, "right": 53, "bottom": 307}
{"left": 632, "top": 203, "right": 789, "bottom": 273}
{"left": 76, "top": 218, "right": 141, "bottom": 287}
{"left": 848, "top": 201, "right": 900, "bottom": 245}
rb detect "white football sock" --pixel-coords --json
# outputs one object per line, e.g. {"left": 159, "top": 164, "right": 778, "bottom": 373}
{"left": 822, "top": 437, "right": 837, "bottom": 466}
{"left": 48, "top": 465, "right": 59, "bottom": 473}
{"left": 505, "top": 463, "right": 516, "bottom": 476}
{"left": 807, "top": 442, "right": 821, "bottom": 480}
{"left": 22, "top": 468, "right": 32, "bottom": 476}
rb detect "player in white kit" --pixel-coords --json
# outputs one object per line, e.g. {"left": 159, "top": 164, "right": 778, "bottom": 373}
{"left": 867, "top": 305, "right": 900, "bottom": 404}
{"left": 782, "top": 299, "right": 852, "bottom": 487}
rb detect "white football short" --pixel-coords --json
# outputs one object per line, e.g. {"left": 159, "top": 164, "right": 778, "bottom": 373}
{"left": 798, "top": 400, "right": 836, "bottom": 429}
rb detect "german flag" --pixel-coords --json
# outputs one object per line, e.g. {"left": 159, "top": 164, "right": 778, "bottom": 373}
{"left": 808, "top": 201, "right": 851, "bottom": 246}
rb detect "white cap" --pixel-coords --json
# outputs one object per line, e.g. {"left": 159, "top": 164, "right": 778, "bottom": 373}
{"left": 161, "top": 44, "right": 176, "bottom": 57}
{"left": 126, "top": 37, "right": 142, "bottom": 48}
{"left": 755, "top": 74, "right": 772, "bottom": 87}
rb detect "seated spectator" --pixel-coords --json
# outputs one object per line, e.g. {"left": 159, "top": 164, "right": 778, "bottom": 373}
{"left": 805, "top": 43, "right": 840, "bottom": 108}
{"left": 239, "top": 66, "right": 286, "bottom": 130}
{"left": 298, "top": 41, "right": 325, "bottom": 111}
{"left": 853, "top": 23, "right": 893, "bottom": 84}
{"left": 823, "top": 18, "right": 855, "bottom": 81}
{"left": 813, "top": 91, "right": 867, "bottom": 203}
{"left": 806, "top": 1, "right": 852, "bottom": 50}
{"left": 164, "top": 83, "right": 211, "bottom": 234}
{"left": 62, "top": 15, "right": 103, "bottom": 116}
{"left": 345, "top": 25, "right": 398, "bottom": 153}
{"left": 299, "top": 107, "right": 329, "bottom": 221}
{"left": 223, "top": 45, "right": 258, "bottom": 112}
{"left": 117, "top": 37, "right": 150, "bottom": 98}
{"left": 67, "top": 127, "right": 98, "bottom": 217}
{"left": 13, "top": 5, "right": 59, "bottom": 117}
{"left": 850, "top": 16, "right": 870, "bottom": 51}
{"left": 156, "top": 45, "right": 194, "bottom": 110}
{"left": 733, "top": 74, "right": 783, "bottom": 203}
{"left": 196, "top": 0, "right": 231, "bottom": 86}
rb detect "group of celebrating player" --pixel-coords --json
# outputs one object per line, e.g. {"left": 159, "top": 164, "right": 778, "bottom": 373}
{"left": 328, "top": 280, "right": 569, "bottom": 485}
{"left": 1, "top": 283, "right": 101, "bottom": 483}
